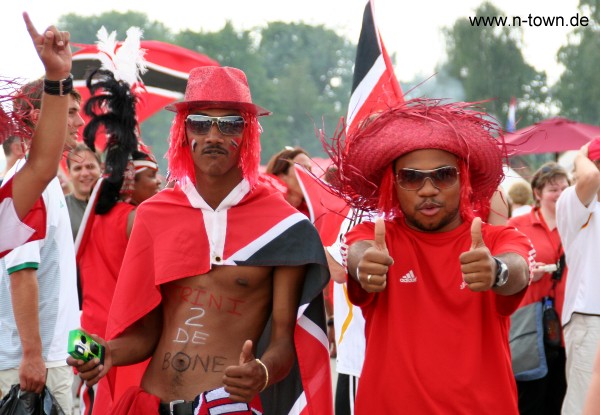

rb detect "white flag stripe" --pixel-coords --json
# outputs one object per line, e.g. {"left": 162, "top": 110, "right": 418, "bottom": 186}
{"left": 209, "top": 403, "right": 250, "bottom": 414}
{"left": 298, "top": 314, "right": 329, "bottom": 350}
{"left": 288, "top": 391, "right": 307, "bottom": 415}
{"left": 346, "top": 55, "right": 386, "bottom": 128}
{"left": 225, "top": 212, "right": 307, "bottom": 263}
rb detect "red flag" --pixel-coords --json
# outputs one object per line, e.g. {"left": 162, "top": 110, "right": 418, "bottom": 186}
{"left": 295, "top": 165, "right": 350, "bottom": 246}
{"left": 72, "top": 40, "right": 219, "bottom": 152}
{"left": 346, "top": 0, "right": 404, "bottom": 136}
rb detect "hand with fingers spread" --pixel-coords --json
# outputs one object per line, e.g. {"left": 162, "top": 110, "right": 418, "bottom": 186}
{"left": 223, "top": 340, "right": 268, "bottom": 403}
{"left": 66, "top": 334, "right": 112, "bottom": 388}
{"left": 356, "top": 219, "right": 394, "bottom": 293}
{"left": 459, "top": 217, "right": 496, "bottom": 291}
{"left": 23, "top": 11, "right": 72, "bottom": 81}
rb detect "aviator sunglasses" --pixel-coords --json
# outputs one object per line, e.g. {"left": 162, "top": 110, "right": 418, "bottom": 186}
{"left": 395, "top": 166, "right": 460, "bottom": 190}
{"left": 185, "top": 114, "right": 246, "bottom": 136}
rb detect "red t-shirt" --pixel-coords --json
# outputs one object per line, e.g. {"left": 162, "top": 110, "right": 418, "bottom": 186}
{"left": 508, "top": 208, "right": 566, "bottom": 318}
{"left": 79, "top": 202, "right": 135, "bottom": 337}
{"left": 345, "top": 218, "right": 533, "bottom": 414}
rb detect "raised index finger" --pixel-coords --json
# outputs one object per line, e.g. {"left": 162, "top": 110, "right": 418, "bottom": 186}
{"left": 374, "top": 218, "right": 387, "bottom": 251}
{"left": 22, "top": 12, "right": 40, "bottom": 40}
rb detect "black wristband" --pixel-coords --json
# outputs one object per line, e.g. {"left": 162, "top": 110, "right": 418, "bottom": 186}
{"left": 44, "top": 74, "right": 73, "bottom": 96}
{"left": 327, "top": 317, "right": 334, "bottom": 327}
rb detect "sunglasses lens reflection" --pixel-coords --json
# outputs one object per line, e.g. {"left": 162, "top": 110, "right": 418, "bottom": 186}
{"left": 396, "top": 167, "right": 459, "bottom": 190}
{"left": 186, "top": 115, "right": 245, "bottom": 136}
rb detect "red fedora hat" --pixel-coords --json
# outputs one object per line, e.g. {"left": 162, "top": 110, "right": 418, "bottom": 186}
{"left": 165, "top": 66, "right": 270, "bottom": 116}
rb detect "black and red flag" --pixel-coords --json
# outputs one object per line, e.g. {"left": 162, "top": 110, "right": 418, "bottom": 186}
{"left": 71, "top": 39, "right": 219, "bottom": 152}
{"left": 346, "top": 0, "right": 404, "bottom": 136}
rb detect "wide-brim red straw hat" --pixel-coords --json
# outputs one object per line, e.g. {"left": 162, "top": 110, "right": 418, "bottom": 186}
{"left": 331, "top": 98, "right": 505, "bottom": 210}
{"left": 165, "top": 66, "right": 270, "bottom": 116}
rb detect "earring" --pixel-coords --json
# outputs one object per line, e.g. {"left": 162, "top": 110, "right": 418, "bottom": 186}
{"left": 191, "top": 139, "right": 198, "bottom": 152}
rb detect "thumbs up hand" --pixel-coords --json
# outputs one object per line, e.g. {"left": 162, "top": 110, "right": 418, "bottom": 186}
{"left": 356, "top": 219, "right": 394, "bottom": 293}
{"left": 223, "top": 340, "right": 267, "bottom": 403}
{"left": 459, "top": 217, "right": 496, "bottom": 291}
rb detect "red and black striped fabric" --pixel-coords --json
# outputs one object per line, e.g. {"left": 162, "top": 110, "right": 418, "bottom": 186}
{"left": 346, "top": 0, "right": 404, "bottom": 136}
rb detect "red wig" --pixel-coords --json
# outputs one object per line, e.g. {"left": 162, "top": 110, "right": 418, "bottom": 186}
{"left": 166, "top": 110, "right": 262, "bottom": 188}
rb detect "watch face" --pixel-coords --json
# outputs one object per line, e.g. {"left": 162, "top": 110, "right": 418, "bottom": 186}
{"left": 494, "top": 258, "right": 509, "bottom": 287}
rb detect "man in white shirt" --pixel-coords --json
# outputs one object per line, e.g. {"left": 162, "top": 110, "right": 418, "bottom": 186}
{"left": 0, "top": 13, "right": 73, "bottom": 257}
{"left": 0, "top": 14, "right": 83, "bottom": 414}
{"left": 556, "top": 138, "right": 600, "bottom": 415}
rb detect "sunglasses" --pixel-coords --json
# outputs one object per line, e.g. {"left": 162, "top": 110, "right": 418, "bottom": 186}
{"left": 395, "top": 166, "right": 460, "bottom": 190}
{"left": 185, "top": 114, "right": 245, "bottom": 136}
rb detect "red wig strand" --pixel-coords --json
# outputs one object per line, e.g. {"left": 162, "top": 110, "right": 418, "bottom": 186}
{"left": 166, "top": 111, "right": 261, "bottom": 187}
{"left": 166, "top": 110, "right": 194, "bottom": 184}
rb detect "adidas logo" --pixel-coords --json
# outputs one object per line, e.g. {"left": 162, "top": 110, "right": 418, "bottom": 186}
{"left": 399, "top": 270, "right": 417, "bottom": 283}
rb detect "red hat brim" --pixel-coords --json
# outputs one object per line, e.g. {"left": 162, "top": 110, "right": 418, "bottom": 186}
{"left": 165, "top": 100, "right": 271, "bottom": 116}
{"left": 332, "top": 99, "right": 505, "bottom": 211}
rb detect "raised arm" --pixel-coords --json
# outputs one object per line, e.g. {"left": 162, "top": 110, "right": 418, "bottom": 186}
{"left": 12, "top": 12, "right": 71, "bottom": 219}
{"left": 573, "top": 143, "right": 600, "bottom": 207}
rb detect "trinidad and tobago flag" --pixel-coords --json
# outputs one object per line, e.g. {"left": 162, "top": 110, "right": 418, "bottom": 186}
{"left": 346, "top": 0, "right": 404, "bottom": 136}
{"left": 71, "top": 40, "right": 219, "bottom": 152}
{"left": 295, "top": 164, "right": 350, "bottom": 247}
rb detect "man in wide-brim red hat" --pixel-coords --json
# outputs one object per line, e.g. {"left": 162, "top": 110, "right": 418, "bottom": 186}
{"left": 70, "top": 65, "right": 334, "bottom": 415}
{"left": 325, "top": 98, "right": 534, "bottom": 414}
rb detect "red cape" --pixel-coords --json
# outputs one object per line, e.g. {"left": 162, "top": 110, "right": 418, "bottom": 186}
{"left": 107, "top": 181, "right": 334, "bottom": 414}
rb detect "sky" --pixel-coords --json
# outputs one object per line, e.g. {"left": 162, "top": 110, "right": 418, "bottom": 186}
{"left": 0, "top": 0, "right": 585, "bottom": 86}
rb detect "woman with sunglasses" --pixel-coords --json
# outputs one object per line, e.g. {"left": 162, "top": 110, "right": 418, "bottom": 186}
{"left": 324, "top": 99, "right": 532, "bottom": 414}
{"left": 508, "top": 162, "right": 570, "bottom": 414}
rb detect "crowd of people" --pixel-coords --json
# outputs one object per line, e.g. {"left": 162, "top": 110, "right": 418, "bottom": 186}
{"left": 2, "top": 14, "right": 600, "bottom": 415}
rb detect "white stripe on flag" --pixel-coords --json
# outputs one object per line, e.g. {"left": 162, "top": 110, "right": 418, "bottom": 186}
{"left": 288, "top": 391, "right": 307, "bottom": 415}
{"left": 297, "top": 313, "right": 329, "bottom": 351}
{"left": 346, "top": 55, "right": 386, "bottom": 129}
{"left": 225, "top": 212, "right": 307, "bottom": 263}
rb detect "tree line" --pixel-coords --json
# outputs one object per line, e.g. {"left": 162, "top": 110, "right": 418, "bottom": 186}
{"left": 58, "top": 0, "right": 599, "bottom": 173}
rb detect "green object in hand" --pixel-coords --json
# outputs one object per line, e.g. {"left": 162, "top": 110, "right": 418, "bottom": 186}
{"left": 67, "top": 328, "right": 105, "bottom": 365}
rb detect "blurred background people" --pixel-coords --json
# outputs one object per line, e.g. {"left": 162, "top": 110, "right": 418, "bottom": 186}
{"left": 65, "top": 143, "right": 102, "bottom": 240}
{"left": 264, "top": 146, "right": 313, "bottom": 216}
{"left": 508, "top": 161, "right": 570, "bottom": 415}
{"left": 508, "top": 180, "right": 533, "bottom": 218}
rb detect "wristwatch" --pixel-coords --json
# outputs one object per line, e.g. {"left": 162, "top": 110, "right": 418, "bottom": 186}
{"left": 493, "top": 257, "right": 509, "bottom": 288}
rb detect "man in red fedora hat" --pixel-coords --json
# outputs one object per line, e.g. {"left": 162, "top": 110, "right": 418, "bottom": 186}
{"left": 556, "top": 138, "right": 600, "bottom": 415}
{"left": 70, "top": 66, "right": 332, "bottom": 415}
{"left": 324, "top": 98, "right": 533, "bottom": 414}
